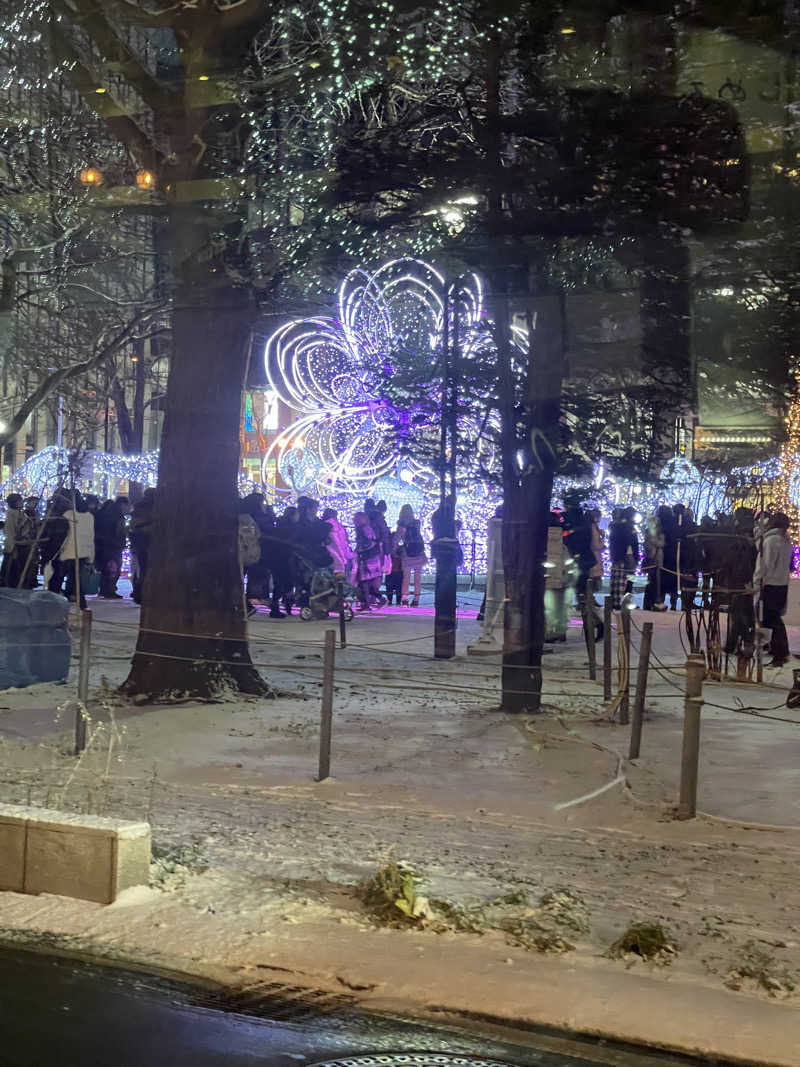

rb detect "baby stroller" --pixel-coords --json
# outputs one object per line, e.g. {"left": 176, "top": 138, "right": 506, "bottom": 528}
{"left": 299, "top": 567, "right": 356, "bottom": 621}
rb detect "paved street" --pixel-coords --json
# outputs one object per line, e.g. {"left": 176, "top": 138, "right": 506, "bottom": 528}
{"left": 0, "top": 947, "right": 701, "bottom": 1067}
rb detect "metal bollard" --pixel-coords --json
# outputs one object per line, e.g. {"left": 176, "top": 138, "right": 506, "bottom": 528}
{"left": 583, "top": 580, "right": 597, "bottom": 681}
{"left": 603, "top": 597, "right": 612, "bottom": 701}
{"left": 619, "top": 609, "right": 631, "bottom": 725}
{"left": 678, "top": 653, "right": 705, "bottom": 819}
{"left": 317, "top": 629, "right": 336, "bottom": 781}
{"left": 337, "top": 580, "right": 347, "bottom": 649}
{"left": 629, "top": 621, "right": 653, "bottom": 759}
{"left": 74, "top": 609, "right": 92, "bottom": 756}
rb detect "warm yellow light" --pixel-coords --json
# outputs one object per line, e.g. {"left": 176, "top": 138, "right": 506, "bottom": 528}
{"left": 94, "top": 86, "right": 106, "bottom": 94}
{"left": 135, "top": 169, "right": 155, "bottom": 189}
{"left": 560, "top": 27, "right": 576, "bottom": 35}
{"left": 79, "top": 167, "right": 103, "bottom": 186}
{"left": 198, "top": 74, "right": 210, "bottom": 81}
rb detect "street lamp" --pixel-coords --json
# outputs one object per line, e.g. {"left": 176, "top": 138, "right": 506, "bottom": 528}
{"left": 433, "top": 275, "right": 469, "bottom": 660}
{"left": 79, "top": 167, "right": 104, "bottom": 186}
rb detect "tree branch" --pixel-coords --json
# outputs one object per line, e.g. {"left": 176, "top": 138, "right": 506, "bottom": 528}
{"left": 54, "top": 0, "right": 174, "bottom": 114}
{"left": 0, "top": 305, "right": 167, "bottom": 451}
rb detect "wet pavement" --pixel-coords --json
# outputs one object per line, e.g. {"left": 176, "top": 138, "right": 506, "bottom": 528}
{"left": 0, "top": 946, "right": 715, "bottom": 1067}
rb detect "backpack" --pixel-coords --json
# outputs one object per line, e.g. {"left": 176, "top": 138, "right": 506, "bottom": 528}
{"left": 404, "top": 522, "right": 424, "bottom": 558}
{"left": 238, "top": 515, "right": 261, "bottom": 566}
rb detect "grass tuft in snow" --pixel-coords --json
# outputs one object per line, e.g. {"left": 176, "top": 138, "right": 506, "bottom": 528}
{"left": 608, "top": 921, "right": 677, "bottom": 962}
{"left": 358, "top": 862, "right": 433, "bottom": 926}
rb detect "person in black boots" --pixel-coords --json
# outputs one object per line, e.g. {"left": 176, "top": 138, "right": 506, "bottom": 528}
{"left": 95, "top": 496, "right": 129, "bottom": 599}
{"left": 609, "top": 507, "right": 639, "bottom": 610}
{"left": 40, "top": 493, "right": 71, "bottom": 594}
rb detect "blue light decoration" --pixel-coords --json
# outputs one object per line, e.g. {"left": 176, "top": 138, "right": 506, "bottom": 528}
{"left": 370, "top": 474, "right": 425, "bottom": 527}
{"left": 0, "top": 448, "right": 261, "bottom": 510}
{"left": 277, "top": 444, "right": 321, "bottom": 493}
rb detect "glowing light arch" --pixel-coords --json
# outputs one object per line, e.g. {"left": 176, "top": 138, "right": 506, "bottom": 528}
{"left": 263, "top": 257, "right": 509, "bottom": 500}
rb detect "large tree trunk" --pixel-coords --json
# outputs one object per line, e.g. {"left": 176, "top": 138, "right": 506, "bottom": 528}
{"left": 640, "top": 234, "right": 692, "bottom": 470}
{"left": 497, "top": 280, "right": 564, "bottom": 714}
{"left": 121, "top": 204, "right": 268, "bottom": 700}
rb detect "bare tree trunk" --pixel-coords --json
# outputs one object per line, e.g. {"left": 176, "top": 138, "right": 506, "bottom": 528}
{"left": 496, "top": 278, "right": 565, "bottom": 713}
{"left": 121, "top": 204, "right": 267, "bottom": 700}
{"left": 641, "top": 234, "right": 691, "bottom": 471}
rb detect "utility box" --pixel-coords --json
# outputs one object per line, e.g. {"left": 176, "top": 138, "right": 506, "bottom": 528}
{"left": 0, "top": 589, "right": 71, "bottom": 689}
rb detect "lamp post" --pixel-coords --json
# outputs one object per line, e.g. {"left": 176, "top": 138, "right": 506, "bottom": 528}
{"left": 433, "top": 277, "right": 466, "bottom": 660}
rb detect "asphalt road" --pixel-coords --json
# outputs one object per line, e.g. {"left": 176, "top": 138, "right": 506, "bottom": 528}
{"left": 0, "top": 947, "right": 728, "bottom": 1067}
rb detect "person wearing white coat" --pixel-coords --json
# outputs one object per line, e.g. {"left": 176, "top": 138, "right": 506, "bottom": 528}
{"left": 59, "top": 499, "right": 95, "bottom": 609}
{"left": 754, "top": 513, "right": 794, "bottom": 668}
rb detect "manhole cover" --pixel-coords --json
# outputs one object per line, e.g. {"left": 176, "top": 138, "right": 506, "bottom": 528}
{"left": 308, "top": 1058, "right": 517, "bottom": 1067}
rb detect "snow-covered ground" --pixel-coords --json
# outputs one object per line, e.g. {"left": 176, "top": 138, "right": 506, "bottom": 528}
{"left": 1, "top": 592, "right": 800, "bottom": 1063}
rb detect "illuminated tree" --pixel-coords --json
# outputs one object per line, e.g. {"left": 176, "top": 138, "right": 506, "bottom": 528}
{"left": 0, "top": 5, "right": 167, "bottom": 461}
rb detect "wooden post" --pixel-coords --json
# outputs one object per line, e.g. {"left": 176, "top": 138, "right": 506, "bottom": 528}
{"left": 317, "top": 629, "right": 336, "bottom": 781}
{"left": 583, "top": 580, "right": 597, "bottom": 680}
{"left": 337, "top": 580, "right": 347, "bottom": 649}
{"left": 619, "top": 609, "right": 631, "bottom": 724}
{"left": 629, "top": 620, "right": 653, "bottom": 759}
{"left": 74, "top": 609, "right": 92, "bottom": 756}
{"left": 678, "top": 653, "right": 705, "bottom": 819}
{"left": 603, "top": 597, "right": 612, "bottom": 701}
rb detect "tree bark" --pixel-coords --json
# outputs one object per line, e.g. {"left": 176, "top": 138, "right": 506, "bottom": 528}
{"left": 121, "top": 203, "right": 268, "bottom": 700}
{"left": 640, "top": 233, "right": 692, "bottom": 471}
{"left": 497, "top": 281, "right": 565, "bottom": 713}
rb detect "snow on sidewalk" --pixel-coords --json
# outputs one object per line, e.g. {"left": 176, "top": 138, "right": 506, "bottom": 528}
{"left": 0, "top": 594, "right": 800, "bottom": 1058}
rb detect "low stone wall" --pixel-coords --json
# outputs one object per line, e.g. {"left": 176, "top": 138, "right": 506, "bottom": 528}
{"left": 0, "top": 804, "right": 150, "bottom": 904}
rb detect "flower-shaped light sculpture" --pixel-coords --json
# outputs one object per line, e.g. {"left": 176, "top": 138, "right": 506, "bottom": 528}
{"left": 263, "top": 258, "right": 503, "bottom": 498}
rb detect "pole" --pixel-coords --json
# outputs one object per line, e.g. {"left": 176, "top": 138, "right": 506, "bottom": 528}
{"left": 619, "top": 609, "right": 631, "bottom": 724}
{"left": 449, "top": 284, "right": 459, "bottom": 502}
{"left": 57, "top": 394, "right": 64, "bottom": 449}
{"left": 74, "top": 608, "right": 92, "bottom": 755}
{"left": 583, "top": 579, "right": 596, "bottom": 680}
{"left": 756, "top": 485, "right": 765, "bottom": 684}
{"left": 629, "top": 620, "right": 653, "bottom": 759}
{"left": 678, "top": 653, "right": 705, "bottom": 819}
{"left": 337, "top": 580, "right": 347, "bottom": 649}
{"left": 603, "top": 597, "right": 612, "bottom": 700}
{"left": 71, "top": 489, "right": 82, "bottom": 621}
{"left": 434, "top": 282, "right": 456, "bottom": 659}
{"left": 317, "top": 629, "right": 335, "bottom": 781}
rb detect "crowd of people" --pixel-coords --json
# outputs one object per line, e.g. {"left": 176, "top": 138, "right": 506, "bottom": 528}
{"left": 0, "top": 489, "right": 438, "bottom": 618}
{"left": 560, "top": 502, "right": 796, "bottom": 668}
{"left": 3, "top": 485, "right": 795, "bottom": 663}
{"left": 238, "top": 495, "right": 434, "bottom": 616}
{"left": 0, "top": 490, "right": 149, "bottom": 610}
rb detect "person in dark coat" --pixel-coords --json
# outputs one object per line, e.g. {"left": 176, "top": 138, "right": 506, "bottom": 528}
{"left": 40, "top": 493, "right": 72, "bottom": 595}
{"left": 129, "top": 489, "right": 155, "bottom": 605}
{"left": 674, "top": 504, "right": 700, "bottom": 611}
{"left": 657, "top": 505, "right": 678, "bottom": 610}
{"left": 295, "top": 496, "right": 332, "bottom": 586}
{"left": 722, "top": 507, "right": 757, "bottom": 660}
{"left": 274, "top": 506, "right": 299, "bottom": 614}
{"left": 609, "top": 507, "right": 639, "bottom": 610}
{"left": 95, "top": 496, "right": 129, "bottom": 599}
